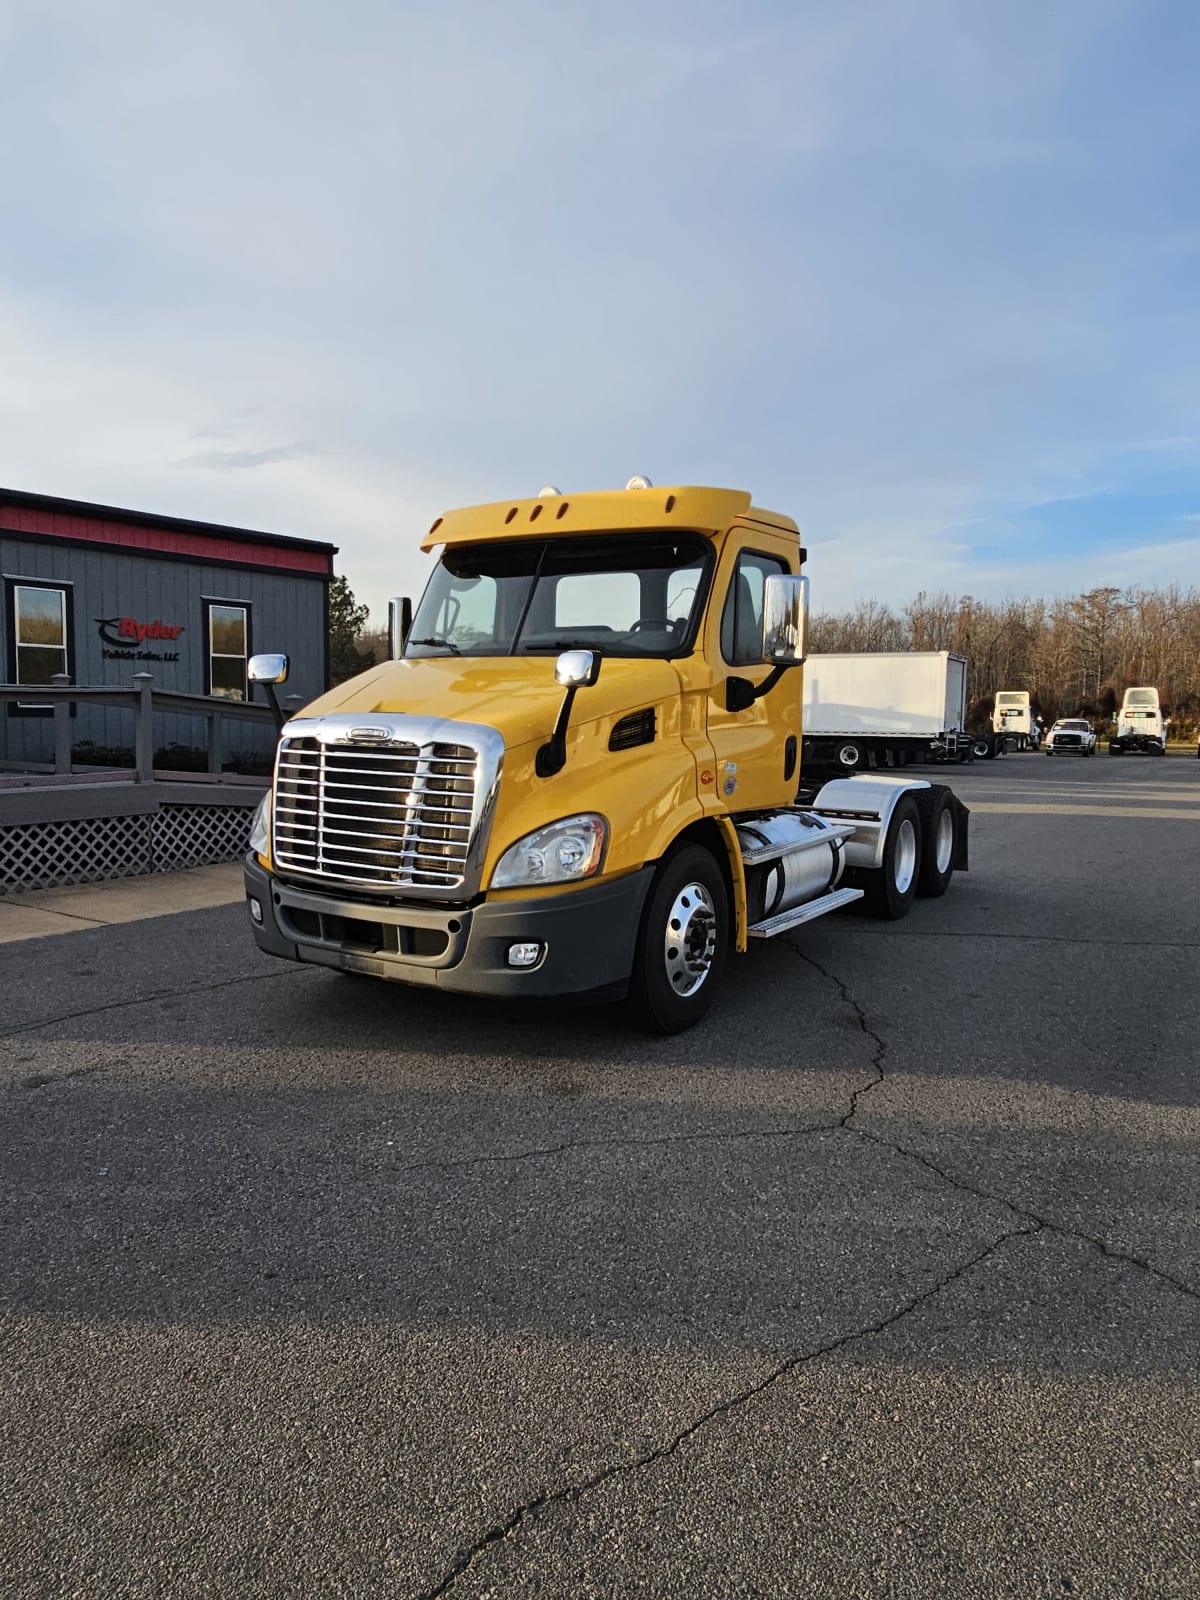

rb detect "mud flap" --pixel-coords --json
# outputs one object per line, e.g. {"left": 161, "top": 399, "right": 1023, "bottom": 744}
{"left": 952, "top": 795, "right": 970, "bottom": 871}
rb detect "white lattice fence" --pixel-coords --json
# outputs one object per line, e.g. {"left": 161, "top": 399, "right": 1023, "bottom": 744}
{"left": 151, "top": 806, "right": 254, "bottom": 872}
{"left": 0, "top": 804, "right": 255, "bottom": 890}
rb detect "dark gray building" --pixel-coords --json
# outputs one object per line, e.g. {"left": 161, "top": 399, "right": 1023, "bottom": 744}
{"left": 1, "top": 486, "right": 336, "bottom": 768}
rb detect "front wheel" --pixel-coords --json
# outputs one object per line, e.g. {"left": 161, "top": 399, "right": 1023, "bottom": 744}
{"left": 861, "top": 795, "right": 923, "bottom": 919}
{"left": 630, "top": 845, "right": 729, "bottom": 1033}
{"left": 972, "top": 738, "right": 992, "bottom": 759}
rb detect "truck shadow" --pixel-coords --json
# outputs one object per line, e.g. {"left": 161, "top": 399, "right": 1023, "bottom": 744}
{"left": 2, "top": 1060, "right": 1198, "bottom": 1379}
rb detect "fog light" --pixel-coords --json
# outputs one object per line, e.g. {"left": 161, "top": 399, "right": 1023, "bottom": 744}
{"left": 506, "top": 941, "right": 543, "bottom": 968}
{"left": 248, "top": 897, "right": 264, "bottom": 925}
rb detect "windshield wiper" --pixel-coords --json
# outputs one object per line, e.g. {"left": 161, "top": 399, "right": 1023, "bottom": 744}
{"left": 519, "top": 639, "right": 609, "bottom": 654}
{"left": 408, "top": 636, "right": 462, "bottom": 654}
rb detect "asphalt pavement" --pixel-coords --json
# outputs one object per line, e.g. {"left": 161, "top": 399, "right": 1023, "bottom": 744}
{"left": 1, "top": 751, "right": 1198, "bottom": 1598}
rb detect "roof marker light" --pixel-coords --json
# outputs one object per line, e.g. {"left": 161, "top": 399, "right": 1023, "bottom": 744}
{"left": 538, "top": 484, "right": 562, "bottom": 498}
{"left": 625, "top": 475, "right": 653, "bottom": 490}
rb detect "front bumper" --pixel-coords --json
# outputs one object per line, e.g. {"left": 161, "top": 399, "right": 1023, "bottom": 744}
{"left": 243, "top": 855, "right": 654, "bottom": 999}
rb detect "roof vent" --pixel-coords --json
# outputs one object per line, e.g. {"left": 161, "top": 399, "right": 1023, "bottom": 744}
{"left": 625, "top": 475, "right": 653, "bottom": 490}
{"left": 538, "top": 484, "right": 562, "bottom": 498}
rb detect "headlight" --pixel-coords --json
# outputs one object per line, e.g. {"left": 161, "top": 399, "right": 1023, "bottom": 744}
{"left": 249, "top": 792, "right": 271, "bottom": 857}
{"left": 492, "top": 814, "right": 607, "bottom": 888}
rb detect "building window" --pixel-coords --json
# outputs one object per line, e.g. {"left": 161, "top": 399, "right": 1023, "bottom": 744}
{"left": 5, "top": 578, "right": 74, "bottom": 714}
{"left": 204, "top": 600, "right": 250, "bottom": 700}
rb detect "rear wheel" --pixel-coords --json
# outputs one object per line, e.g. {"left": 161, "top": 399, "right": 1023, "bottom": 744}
{"left": 972, "top": 737, "right": 993, "bottom": 759}
{"left": 915, "top": 787, "right": 956, "bottom": 898}
{"left": 861, "top": 795, "right": 922, "bottom": 919}
{"left": 835, "top": 741, "right": 862, "bottom": 770}
{"left": 630, "top": 845, "right": 729, "bottom": 1033}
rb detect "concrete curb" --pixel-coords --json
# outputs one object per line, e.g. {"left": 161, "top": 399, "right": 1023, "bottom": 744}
{"left": 0, "top": 862, "right": 244, "bottom": 944}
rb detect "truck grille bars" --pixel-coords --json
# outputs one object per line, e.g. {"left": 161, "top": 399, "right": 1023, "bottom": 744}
{"left": 270, "top": 715, "right": 503, "bottom": 898}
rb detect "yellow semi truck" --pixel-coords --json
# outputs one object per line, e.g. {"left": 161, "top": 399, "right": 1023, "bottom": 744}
{"left": 243, "top": 481, "right": 968, "bottom": 1031}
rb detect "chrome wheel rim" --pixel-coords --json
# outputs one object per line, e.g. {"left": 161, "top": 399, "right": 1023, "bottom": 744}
{"left": 664, "top": 882, "right": 717, "bottom": 998}
{"left": 838, "top": 744, "right": 860, "bottom": 767}
{"left": 934, "top": 808, "right": 954, "bottom": 874}
{"left": 893, "top": 818, "right": 917, "bottom": 895}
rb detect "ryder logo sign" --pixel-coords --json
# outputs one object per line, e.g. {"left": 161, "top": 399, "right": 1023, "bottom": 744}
{"left": 96, "top": 616, "right": 185, "bottom": 662}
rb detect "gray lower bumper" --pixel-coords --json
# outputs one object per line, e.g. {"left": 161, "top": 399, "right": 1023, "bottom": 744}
{"left": 243, "top": 855, "right": 654, "bottom": 999}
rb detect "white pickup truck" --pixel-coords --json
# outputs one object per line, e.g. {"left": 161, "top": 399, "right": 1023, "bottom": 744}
{"left": 1045, "top": 718, "right": 1097, "bottom": 756}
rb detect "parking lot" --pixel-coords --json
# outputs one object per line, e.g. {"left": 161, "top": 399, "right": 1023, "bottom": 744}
{"left": 2, "top": 752, "right": 1198, "bottom": 1598}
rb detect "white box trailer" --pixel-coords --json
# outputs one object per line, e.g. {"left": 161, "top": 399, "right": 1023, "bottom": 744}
{"left": 802, "top": 651, "right": 1001, "bottom": 771}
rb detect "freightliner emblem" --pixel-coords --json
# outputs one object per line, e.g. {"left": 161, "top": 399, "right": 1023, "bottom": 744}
{"left": 350, "top": 726, "right": 391, "bottom": 740}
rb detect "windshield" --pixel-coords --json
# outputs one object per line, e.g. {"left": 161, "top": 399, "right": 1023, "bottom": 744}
{"left": 405, "top": 534, "right": 714, "bottom": 659}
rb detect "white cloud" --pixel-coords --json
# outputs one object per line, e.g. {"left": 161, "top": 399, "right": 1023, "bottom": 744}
{"left": 1, "top": 0, "right": 1198, "bottom": 627}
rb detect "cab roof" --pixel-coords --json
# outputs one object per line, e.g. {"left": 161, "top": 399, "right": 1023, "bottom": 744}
{"left": 421, "top": 485, "right": 799, "bottom": 551}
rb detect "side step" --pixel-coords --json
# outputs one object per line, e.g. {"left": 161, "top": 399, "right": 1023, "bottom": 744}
{"left": 747, "top": 885, "right": 864, "bottom": 939}
{"left": 737, "top": 818, "right": 856, "bottom": 868}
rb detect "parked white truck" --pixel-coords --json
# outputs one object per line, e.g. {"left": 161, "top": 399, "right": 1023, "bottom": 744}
{"left": 992, "top": 690, "right": 1041, "bottom": 750}
{"left": 802, "top": 651, "right": 1003, "bottom": 770}
{"left": 1110, "top": 687, "right": 1168, "bottom": 755}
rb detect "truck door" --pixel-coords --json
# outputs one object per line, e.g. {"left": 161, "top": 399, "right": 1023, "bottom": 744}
{"left": 704, "top": 543, "right": 800, "bottom": 812}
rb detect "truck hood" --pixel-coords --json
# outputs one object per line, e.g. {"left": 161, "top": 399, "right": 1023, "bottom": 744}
{"left": 293, "top": 655, "right": 683, "bottom": 750}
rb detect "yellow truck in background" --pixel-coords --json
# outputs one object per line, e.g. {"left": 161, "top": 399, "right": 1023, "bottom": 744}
{"left": 244, "top": 481, "right": 968, "bottom": 1031}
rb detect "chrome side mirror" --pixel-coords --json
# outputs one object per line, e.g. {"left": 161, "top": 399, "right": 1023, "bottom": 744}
{"left": 248, "top": 653, "right": 290, "bottom": 684}
{"left": 554, "top": 649, "right": 601, "bottom": 688}
{"left": 762, "top": 574, "right": 809, "bottom": 665}
{"left": 538, "top": 651, "right": 602, "bottom": 777}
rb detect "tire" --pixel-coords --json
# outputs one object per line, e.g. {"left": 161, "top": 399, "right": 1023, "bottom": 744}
{"left": 630, "top": 844, "right": 729, "bottom": 1033}
{"left": 1152, "top": 744, "right": 1165, "bottom": 757}
{"left": 972, "top": 737, "right": 992, "bottom": 759}
{"left": 1109, "top": 743, "right": 1123, "bottom": 755}
{"left": 1045, "top": 747, "right": 1054, "bottom": 756}
{"left": 860, "top": 795, "right": 922, "bottom": 919}
{"left": 915, "top": 786, "right": 955, "bottom": 898}
{"left": 835, "top": 741, "right": 862, "bottom": 770}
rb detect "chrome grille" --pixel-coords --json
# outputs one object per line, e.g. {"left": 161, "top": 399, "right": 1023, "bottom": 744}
{"left": 271, "top": 719, "right": 497, "bottom": 893}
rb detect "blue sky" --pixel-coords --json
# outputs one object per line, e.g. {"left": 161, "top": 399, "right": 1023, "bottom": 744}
{"left": 1, "top": 0, "right": 1198, "bottom": 622}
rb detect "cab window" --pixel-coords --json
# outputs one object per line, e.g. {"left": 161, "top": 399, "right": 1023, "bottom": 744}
{"left": 720, "top": 551, "right": 786, "bottom": 666}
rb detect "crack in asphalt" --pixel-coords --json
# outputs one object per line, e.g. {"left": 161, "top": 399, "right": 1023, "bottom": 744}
{"left": 788, "top": 943, "right": 1200, "bottom": 1308}
{"left": 850, "top": 1124, "right": 1200, "bottom": 1307}
{"left": 417, "top": 1219, "right": 1039, "bottom": 1600}
{"left": 421, "top": 938, "right": 1198, "bottom": 1593}
{"left": 395, "top": 1119, "right": 846, "bottom": 1177}
{"left": 0, "top": 966, "right": 306, "bottom": 1040}
{"left": 787, "top": 946, "right": 890, "bottom": 1124}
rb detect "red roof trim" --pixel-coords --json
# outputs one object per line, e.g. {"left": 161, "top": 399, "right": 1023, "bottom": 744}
{"left": 1, "top": 505, "right": 334, "bottom": 575}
